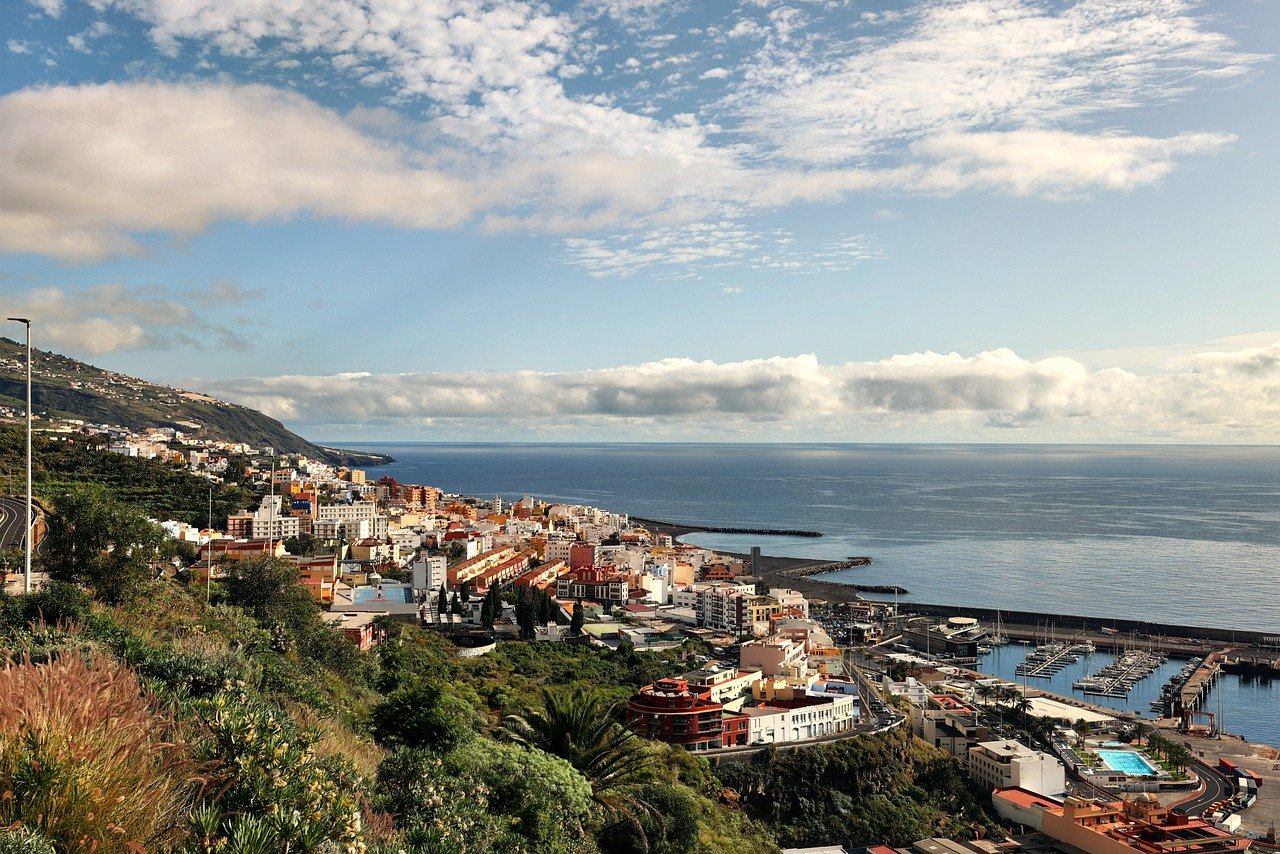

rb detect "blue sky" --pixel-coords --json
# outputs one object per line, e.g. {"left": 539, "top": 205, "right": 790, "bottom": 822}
{"left": 1, "top": 0, "right": 1278, "bottom": 442}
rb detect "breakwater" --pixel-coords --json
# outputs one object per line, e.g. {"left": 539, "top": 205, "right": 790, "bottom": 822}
{"left": 886, "top": 601, "right": 1277, "bottom": 649}
{"left": 772, "top": 557, "right": 873, "bottom": 579}
{"left": 630, "top": 516, "right": 823, "bottom": 538}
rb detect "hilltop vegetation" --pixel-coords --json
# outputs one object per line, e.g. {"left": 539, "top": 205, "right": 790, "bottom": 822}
{"left": 0, "top": 425, "right": 252, "bottom": 527}
{"left": 0, "top": 337, "right": 387, "bottom": 466}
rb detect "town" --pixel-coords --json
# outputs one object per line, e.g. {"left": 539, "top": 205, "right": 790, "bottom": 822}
{"left": 0, "top": 417, "right": 1276, "bottom": 854}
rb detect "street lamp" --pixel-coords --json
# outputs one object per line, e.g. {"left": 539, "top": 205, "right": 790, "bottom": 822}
{"left": 6, "top": 317, "right": 31, "bottom": 595}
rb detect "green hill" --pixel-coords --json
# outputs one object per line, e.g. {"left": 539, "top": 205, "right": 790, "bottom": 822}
{"left": 0, "top": 338, "right": 388, "bottom": 467}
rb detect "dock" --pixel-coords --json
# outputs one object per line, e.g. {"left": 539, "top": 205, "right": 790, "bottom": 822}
{"left": 1016, "top": 642, "right": 1091, "bottom": 678}
{"left": 1177, "top": 651, "right": 1222, "bottom": 714}
{"left": 1075, "top": 650, "right": 1166, "bottom": 699}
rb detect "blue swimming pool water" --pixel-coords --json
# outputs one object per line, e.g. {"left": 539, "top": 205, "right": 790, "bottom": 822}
{"left": 1097, "top": 749, "right": 1159, "bottom": 776}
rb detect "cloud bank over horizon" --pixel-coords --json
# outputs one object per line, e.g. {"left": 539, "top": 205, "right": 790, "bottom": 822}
{"left": 201, "top": 341, "right": 1280, "bottom": 443}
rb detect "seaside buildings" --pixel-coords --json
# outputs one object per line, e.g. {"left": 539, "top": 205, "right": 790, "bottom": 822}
{"left": 991, "top": 790, "right": 1251, "bottom": 854}
{"left": 969, "top": 740, "right": 1067, "bottom": 798}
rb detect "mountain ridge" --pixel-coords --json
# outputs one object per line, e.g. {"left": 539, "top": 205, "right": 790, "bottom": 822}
{"left": 0, "top": 337, "right": 390, "bottom": 467}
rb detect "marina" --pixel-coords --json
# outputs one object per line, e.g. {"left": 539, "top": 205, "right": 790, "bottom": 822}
{"left": 1074, "top": 649, "right": 1167, "bottom": 699}
{"left": 1015, "top": 641, "right": 1095, "bottom": 678}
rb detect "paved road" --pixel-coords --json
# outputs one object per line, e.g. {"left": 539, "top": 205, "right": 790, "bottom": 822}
{"left": 0, "top": 495, "right": 34, "bottom": 550}
{"left": 1176, "top": 755, "right": 1235, "bottom": 816}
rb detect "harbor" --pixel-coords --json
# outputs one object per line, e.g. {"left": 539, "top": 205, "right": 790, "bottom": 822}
{"left": 1015, "top": 641, "right": 1095, "bottom": 678}
{"left": 1074, "top": 650, "right": 1167, "bottom": 699}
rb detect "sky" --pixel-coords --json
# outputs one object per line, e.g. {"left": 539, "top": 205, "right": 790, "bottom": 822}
{"left": 1, "top": 0, "right": 1278, "bottom": 443}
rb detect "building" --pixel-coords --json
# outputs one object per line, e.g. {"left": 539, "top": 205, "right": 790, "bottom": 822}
{"left": 683, "top": 666, "right": 761, "bottom": 706}
{"left": 740, "top": 637, "right": 807, "bottom": 677}
{"left": 968, "top": 740, "right": 1065, "bottom": 798}
{"left": 901, "top": 617, "right": 984, "bottom": 660}
{"left": 1033, "top": 793, "right": 1250, "bottom": 854}
{"left": 411, "top": 555, "right": 447, "bottom": 593}
{"left": 624, "top": 677, "right": 724, "bottom": 751}
{"left": 557, "top": 566, "right": 631, "bottom": 608}
{"left": 513, "top": 558, "right": 569, "bottom": 590}
{"left": 316, "top": 500, "right": 388, "bottom": 539}
{"left": 448, "top": 546, "right": 517, "bottom": 586}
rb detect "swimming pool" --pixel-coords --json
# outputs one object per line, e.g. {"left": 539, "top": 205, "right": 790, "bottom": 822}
{"left": 1097, "top": 749, "right": 1160, "bottom": 776}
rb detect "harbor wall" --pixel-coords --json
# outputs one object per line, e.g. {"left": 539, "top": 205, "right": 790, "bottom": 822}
{"left": 889, "top": 601, "right": 1275, "bottom": 648}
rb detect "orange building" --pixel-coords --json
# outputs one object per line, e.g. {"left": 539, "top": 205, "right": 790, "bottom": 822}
{"left": 1012, "top": 792, "right": 1252, "bottom": 854}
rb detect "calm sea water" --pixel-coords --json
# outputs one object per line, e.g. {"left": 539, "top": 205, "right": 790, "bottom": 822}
{"left": 353, "top": 442, "right": 1280, "bottom": 742}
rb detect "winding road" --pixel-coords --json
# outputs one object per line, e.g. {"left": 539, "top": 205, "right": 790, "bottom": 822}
{"left": 1175, "top": 755, "right": 1235, "bottom": 816}
{"left": 0, "top": 495, "right": 35, "bottom": 551}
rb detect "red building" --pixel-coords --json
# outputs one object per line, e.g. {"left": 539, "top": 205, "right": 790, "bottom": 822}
{"left": 624, "top": 677, "right": 724, "bottom": 751}
{"left": 568, "top": 543, "right": 597, "bottom": 570}
{"left": 556, "top": 566, "right": 630, "bottom": 608}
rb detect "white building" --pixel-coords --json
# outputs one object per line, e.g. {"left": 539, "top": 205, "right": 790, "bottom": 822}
{"left": 683, "top": 666, "right": 761, "bottom": 706}
{"left": 881, "top": 675, "right": 931, "bottom": 706}
{"left": 742, "top": 695, "right": 855, "bottom": 745}
{"left": 248, "top": 495, "right": 302, "bottom": 540}
{"left": 411, "top": 555, "right": 447, "bottom": 594}
{"left": 968, "top": 740, "right": 1066, "bottom": 798}
{"left": 317, "top": 500, "right": 388, "bottom": 538}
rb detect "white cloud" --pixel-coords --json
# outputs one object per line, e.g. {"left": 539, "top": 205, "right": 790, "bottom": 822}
{"left": 730, "top": 0, "right": 1266, "bottom": 165}
{"left": 2, "top": 281, "right": 255, "bottom": 354}
{"left": 894, "top": 128, "right": 1235, "bottom": 198}
{"left": 562, "top": 225, "right": 878, "bottom": 278}
{"left": 4, "top": 0, "right": 1265, "bottom": 264}
{"left": 204, "top": 340, "right": 1280, "bottom": 440}
{"left": 0, "top": 82, "right": 475, "bottom": 259}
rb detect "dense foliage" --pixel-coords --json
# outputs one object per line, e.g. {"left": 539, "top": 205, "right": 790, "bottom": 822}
{"left": 715, "top": 726, "right": 1004, "bottom": 848}
{"left": 0, "top": 425, "right": 253, "bottom": 527}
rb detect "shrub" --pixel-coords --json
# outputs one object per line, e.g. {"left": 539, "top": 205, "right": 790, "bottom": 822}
{"left": 376, "top": 739, "right": 594, "bottom": 853}
{"left": 0, "top": 653, "right": 197, "bottom": 851}
{"left": 189, "top": 691, "right": 366, "bottom": 851}
{"left": 368, "top": 679, "right": 475, "bottom": 752}
{"left": 18, "top": 580, "right": 92, "bottom": 627}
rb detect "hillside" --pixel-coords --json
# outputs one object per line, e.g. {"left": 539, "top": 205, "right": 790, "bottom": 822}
{"left": 0, "top": 338, "right": 388, "bottom": 467}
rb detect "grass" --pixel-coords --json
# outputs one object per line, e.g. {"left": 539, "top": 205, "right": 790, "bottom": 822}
{"left": 0, "top": 653, "right": 200, "bottom": 851}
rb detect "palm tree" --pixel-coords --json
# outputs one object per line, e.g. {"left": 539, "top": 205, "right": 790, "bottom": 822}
{"left": 503, "top": 689, "right": 661, "bottom": 838}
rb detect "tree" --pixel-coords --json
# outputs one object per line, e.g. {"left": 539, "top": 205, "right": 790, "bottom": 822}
{"left": 515, "top": 586, "right": 536, "bottom": 639}
{"left": 450, "top": 591, "right": 463, "bottom": 615}
{"left": 42, "top": 483, "right": 168, "bottom": 603}
{"left": 437, "top": 582, "right": 448, "bottom": 617}
{"left": 570, "top": 599, "right": 584, "bottom": 636}
{"left": 481, "top": 584, "right": 501, "bottom": 630}
{"left": 369, "top": 679, "right": 475, "bottom": 752}
{"left": 223, "top": 556, "right": 317, "bottom": 635}
{"left": 461, "top": 582, "right": 472, "bottom": 603}
{"left": 536, "top": 588, "right": 554, "bottom": 626}
{"left": 502, "top": 689, "right": 661, "bottom": 827}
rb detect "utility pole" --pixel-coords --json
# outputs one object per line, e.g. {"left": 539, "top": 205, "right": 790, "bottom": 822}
{"left": 7, "top": 317, "right": 32, "bottom": 595}
{"left": 206, "top": 486, "right": 213, "bottom": 603}
{"left": 267, "top": 454, "right": 277, "bottom": 555}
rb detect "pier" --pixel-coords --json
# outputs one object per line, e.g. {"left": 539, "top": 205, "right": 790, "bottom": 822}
{"left": 1177, "top": 652, "right": 1223, "bottom": 715}
{"left": 1076, "top": 650, "right": 1166, "bottom": 699}
{"left": 1016, "top": 643, "right": 1089, "bottom": 678}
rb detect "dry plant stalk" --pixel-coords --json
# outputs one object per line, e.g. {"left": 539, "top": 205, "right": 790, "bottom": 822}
{"left": 0, "top": 652, "right": 199, "bottom": 852}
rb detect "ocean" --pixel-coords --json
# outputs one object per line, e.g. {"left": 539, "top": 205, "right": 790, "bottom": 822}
{"left": 350, "top": 442, "right": 1280, "bottom": 743}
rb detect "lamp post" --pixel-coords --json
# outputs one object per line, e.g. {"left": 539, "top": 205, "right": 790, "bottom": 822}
{"left": 6, "top": 317, "right": 31, "bottom": 594}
